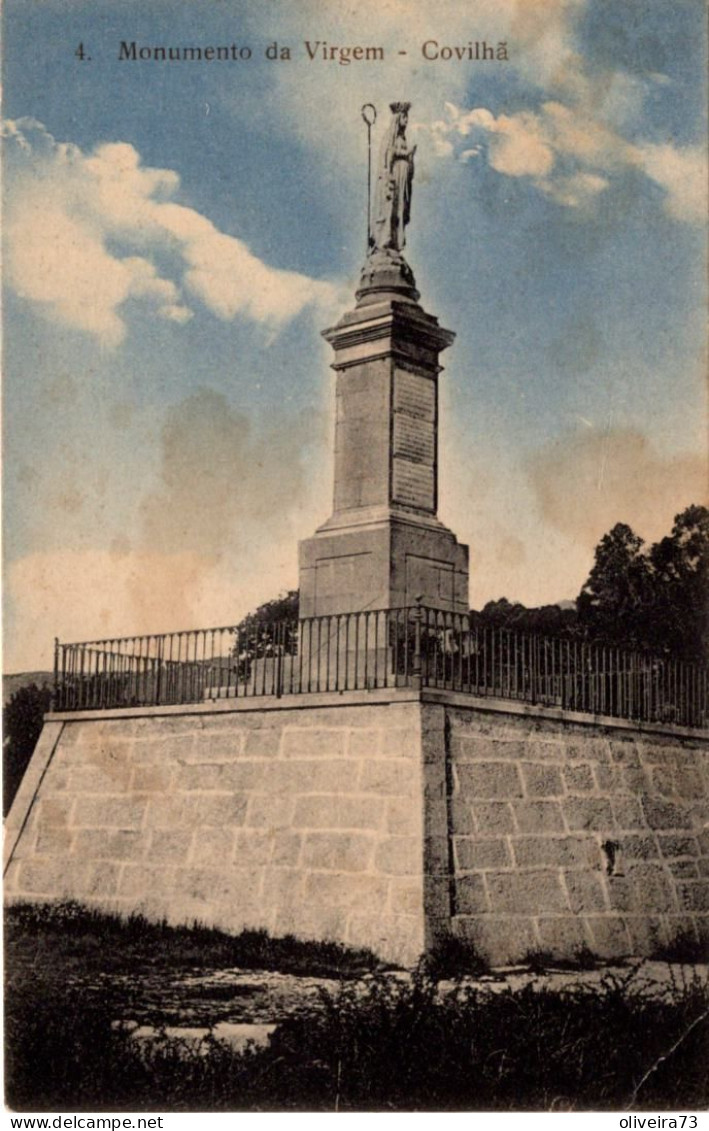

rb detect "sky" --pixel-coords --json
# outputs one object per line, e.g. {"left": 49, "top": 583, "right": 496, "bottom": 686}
{"left": 3, "top": 0, "right": 707, "bottom": 671}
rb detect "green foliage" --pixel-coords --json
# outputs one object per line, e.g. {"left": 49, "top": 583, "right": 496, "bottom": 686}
{"left": 470, "top": 506, "right": 708, "bottom": 664}
{"left": 232, "top": 590, "right": 299, "bottom": 679}
{"left": 3, "top": 682, "right": 52, "bottom": 816}
{"left": 6, "top": 956, "right": 708, "bottom": 1111}
{"left": 235, "top": 590, "right": 299, "bottom": 635}
{"left": 648, "top": 505, "right": 709, "bottom": 663}
{"left": 523, "top": 949, "right": 557, "bottom": 974}
{"left": 577, "top": 505, "right": 709, "bottom": 662}
{"left": 651, "top": 927, "right": 709, "bottom": 965}
{"left": 522, "top": 946, "right": 599, "bottom": 974}
{"left": 473, "top": 598, "right": 578, "bottom": 639}
{"left": 276, "top": 968, "right": 709, "bottom": 1110}
{"left": 577, "top": 523, "right": 652, "bottom": 648}
{"left": 6, "top": 901, "right": 380, "bottom": 979}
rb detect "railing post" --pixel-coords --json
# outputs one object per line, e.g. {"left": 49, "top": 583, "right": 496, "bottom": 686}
{"left": 51, "top": 637, "right": 59, "bottom": 712}
{"left": 411, "top": 597, "right": 423, "bottom": 690}
{"left": 275, "top": 621, "right": 283, "bottom": 699}
{"left": 155, "top": 636, "right": 164, "bottom": 706}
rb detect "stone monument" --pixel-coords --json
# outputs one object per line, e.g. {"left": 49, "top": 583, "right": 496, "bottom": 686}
{"left": 299, "top": 102, "right": 469, "bottom": 618}
{"left": 5, "top": 102, "right": 708, "bottom": 967}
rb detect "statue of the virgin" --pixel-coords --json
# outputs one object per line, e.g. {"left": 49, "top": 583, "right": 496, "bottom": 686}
{"left": 370, "top": 102, "right": 416, "bottom": 254}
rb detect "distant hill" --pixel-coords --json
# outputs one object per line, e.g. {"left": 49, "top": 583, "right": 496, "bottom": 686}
{"left": 3, "top": 672, "right": 54, "bottom": 707}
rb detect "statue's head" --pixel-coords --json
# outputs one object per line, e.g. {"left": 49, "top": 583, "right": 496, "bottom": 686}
{"left": 390, "top": 101, "right": 411, "bottom": 125}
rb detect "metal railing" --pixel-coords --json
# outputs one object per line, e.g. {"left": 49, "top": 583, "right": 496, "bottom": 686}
{"left": 53, "top": 606, "right": 709, "bottom": 728}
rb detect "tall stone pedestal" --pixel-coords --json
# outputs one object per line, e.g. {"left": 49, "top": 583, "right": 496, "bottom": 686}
{"left": 299, "top": 277, "right": 469, "bottom": 619}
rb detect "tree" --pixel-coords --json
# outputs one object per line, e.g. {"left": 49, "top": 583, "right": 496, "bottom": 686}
{"left": 3, "top": 683, "right": 52, "bottom": 816}
{"left": 472, "top": 598, "right": 578, "bottom": 638}
{"left": 577, "top": 506, "right": 709, "bottom": 661}
{"left": 577, "top": 523, "right": 652, "bottom": 648}
{"left": 235, "top": 590, "right": 299, "bottom": 635}
{"left": 648, "top": 505, "right": 709, "bottom": 662}
{"left": 232, "top": 590, "right": 299, "bottom": 680}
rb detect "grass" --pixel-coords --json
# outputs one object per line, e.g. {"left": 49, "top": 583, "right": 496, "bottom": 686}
{"left": 6, "top": 963, "right": 709, "bottom": 1111}
{"left": 651, "top": 928, "right": 709, "bottom": 966}
{"left": 6, "top": 900, "right": 382, "bottom": 979}
{"left": 5, "top": 901, "right": 709, "bottom": 1111}
{"left": 522, "top": 945, "right": 600, "bottom": 974}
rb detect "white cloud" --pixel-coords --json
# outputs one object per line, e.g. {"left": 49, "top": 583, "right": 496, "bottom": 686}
{"left": 541, "top": 100, "right": 629, "bottom": 168}
{"left": 258, "top": 0, "right": 587, "bottom": 150}
{"left": 539, "top": 169, "right": 609, "bottom": 208}
{"left": 506, "top": 0, "right": 587, "bottom": 88}
{"left": 181, "top": 228, "right": 334, "bottom": 324}
{"left": 5, "top": 199, "right": 134, "bottom": 347}
{"left": 161, "top": 303, "right": 194, "bottom": 324}
{"left": 425, "top": 95, "right": 707, "bottom": 222}
{"left": 429, "top": 105, "right": 555, "bottom": 177}
{"left": 3, "top": 118, "right": 340, "bottom": 346}
{"left": 633, "top": 143, "right": 708, "bottom": 225}
{"left": 487, "top": 112, "right": 555, "bottom": 178}
{"left": 405, "top": 0, "right": 705, "bottom": 227}
{"left": 4, "top": 385, "right": 334, "bottom": 672}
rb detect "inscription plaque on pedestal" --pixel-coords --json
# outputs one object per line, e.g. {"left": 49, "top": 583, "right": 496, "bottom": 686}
{"left": 394, "top": 369, "right": 435, "bottom": 419}
{"left": 393, "top": 412, "right": 435, "bottom": 463}
{"left": 392, "top": 460, "right": 435, "bottom": 510}
{"left": 391, "top": 368, "right": 436, "bottom": 511}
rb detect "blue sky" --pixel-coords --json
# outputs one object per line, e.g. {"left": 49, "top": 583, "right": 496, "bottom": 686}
{"left": 3, "top": 0, "right": 707, "bottom": 670}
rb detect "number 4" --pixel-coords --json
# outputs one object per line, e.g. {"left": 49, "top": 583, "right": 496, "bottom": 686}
{"left": 75, "top": 42, "right": 87, "bottom": 60}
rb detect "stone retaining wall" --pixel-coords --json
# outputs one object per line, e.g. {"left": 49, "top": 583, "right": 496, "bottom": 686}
{"left": 443, "top": 703, "right": 709, "bottom": 963}
{"left": 4, "top": 691, "right": 708, "bottom": 965}
{"left": 4, "top": 698, "right": 426, "bottom": 964}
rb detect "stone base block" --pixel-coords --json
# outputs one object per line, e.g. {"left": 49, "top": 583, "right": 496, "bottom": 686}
{"left": 299, "top": 514, "right": 469, "bottom": 618}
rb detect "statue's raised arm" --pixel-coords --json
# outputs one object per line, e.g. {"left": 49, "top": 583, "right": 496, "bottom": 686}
{"left": 370, "top": 102, "right": 416, "bottom": 254}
